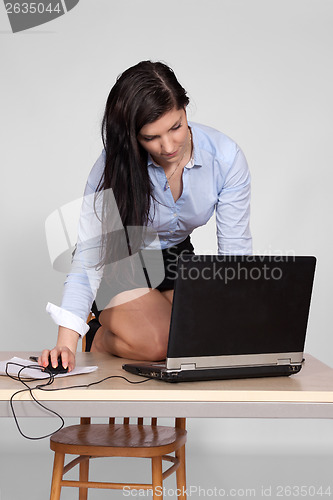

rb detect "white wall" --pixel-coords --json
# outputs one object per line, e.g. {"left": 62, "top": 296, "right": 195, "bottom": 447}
{"left": 1, "top": 0, "right": 332, "bottom": 362}
{"left": 1, "top": 0, "right": 333, "bottom": 495}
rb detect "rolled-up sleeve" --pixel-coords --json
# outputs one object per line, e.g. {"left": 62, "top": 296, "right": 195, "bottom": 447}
{"left": 46, "top": 302, "right": 90, "bottom": 337}
{"left": 215, "top": 147, "right": 252, "bottom": 255}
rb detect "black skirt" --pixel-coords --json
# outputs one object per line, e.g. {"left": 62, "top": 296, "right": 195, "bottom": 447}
{"left": 93, "top": 235, "right": 195, "bottom": 314}
{"left": 155, "top": 235, "right": 195, "bottom": 291}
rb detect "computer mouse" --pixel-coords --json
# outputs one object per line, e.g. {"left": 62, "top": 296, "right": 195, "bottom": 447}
{"left": 45, "top": 355, "right": 68, "bottom": 375}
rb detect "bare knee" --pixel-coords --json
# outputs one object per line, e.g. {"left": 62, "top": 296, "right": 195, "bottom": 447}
{"left": 133, "top": 326, "right": 169, "bottom": 361}
{"left": 99, "top": 289, "right": 172, "bottom": 361}
{"left": 144, "top": 337, "right": 168, "bottom": 361}
{"left": 102, "top": 324, "right": 169, "bottom": 361}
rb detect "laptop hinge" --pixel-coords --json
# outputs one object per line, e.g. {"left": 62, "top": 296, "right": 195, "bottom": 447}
{"left": 180, "top": 363, "right": 196, "bottom": 371}
{"left": 277, "top": 358, "right": 292, "bottom": 365}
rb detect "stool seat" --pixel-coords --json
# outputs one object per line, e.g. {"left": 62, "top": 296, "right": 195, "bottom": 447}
{"left": 51, "top": 423, "right": 187, "bottom": 457}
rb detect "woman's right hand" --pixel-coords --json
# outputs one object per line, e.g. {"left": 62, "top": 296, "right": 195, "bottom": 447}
{"left": 39, "top": 346, "right": 76, "bottom": 372}
{"left": 38, "top": 326, "right": 80, "bottom": 372}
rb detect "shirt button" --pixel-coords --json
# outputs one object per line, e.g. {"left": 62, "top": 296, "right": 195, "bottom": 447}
{"left": 173, "top": 213, "right": 177, "bottom": 217}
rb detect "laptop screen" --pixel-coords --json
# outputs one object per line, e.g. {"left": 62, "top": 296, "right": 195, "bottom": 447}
{"left": 167, "top": 255, "right": 316, "bottom": 360}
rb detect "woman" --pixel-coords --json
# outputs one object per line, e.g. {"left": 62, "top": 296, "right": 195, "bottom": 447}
{"left": 40, "top": 60, "right": 252, "bottom": 371}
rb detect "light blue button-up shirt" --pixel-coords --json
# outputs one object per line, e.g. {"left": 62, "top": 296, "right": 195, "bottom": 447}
{"left": 46, "top": 122, "right": 252, "bottom": 336}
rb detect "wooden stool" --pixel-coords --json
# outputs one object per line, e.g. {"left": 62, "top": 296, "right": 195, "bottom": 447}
{"left": 49, "top": 416, "right": 187, "bottom": 500}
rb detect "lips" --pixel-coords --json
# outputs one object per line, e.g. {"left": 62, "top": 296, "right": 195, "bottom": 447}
{"left": 164, "top": 150, "right": 178, "bottom": 157}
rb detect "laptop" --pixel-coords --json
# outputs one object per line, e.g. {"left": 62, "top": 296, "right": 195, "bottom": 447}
{"left": 122, "top": 255, "right": 316, "bottom": 382}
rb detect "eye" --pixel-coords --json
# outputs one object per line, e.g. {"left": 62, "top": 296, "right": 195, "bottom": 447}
{"left": 142, "top": 136, "right": 156, "bottom": 142}
{"left": 172, "top": 123, "right": 182, "bottom": 131}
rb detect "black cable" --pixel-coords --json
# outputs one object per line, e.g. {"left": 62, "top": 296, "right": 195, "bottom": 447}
{"left": 5, "top": 362, "right": 65, "bottom": 440}
{"left": 37, "top": 374, "right": 151, "bottom": 392}
{"left": 5, "top": 361, "right": 150, "bottom": 440}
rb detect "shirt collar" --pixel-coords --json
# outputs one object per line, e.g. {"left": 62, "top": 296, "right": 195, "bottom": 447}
{"left": 147, "top": 124, "right": 203, "bottom": 169}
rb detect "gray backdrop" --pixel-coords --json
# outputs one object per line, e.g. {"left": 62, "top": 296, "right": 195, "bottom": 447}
{"left": 1, "top": 1, "right": 333, "bottom": 498}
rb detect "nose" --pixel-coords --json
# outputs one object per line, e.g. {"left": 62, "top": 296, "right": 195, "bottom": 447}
{"left": 160, "top": 135, "right": 174, "bottom": 154}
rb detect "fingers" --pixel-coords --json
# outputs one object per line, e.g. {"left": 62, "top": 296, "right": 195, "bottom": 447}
{"left": 38, "top": 349, "right": 51, "bottom": 368}
{"left": 59, "top": 348, "right": 76, "bottom": 372}
{"left": 59, "top": 347, "right": 76, "bottom": 372}
{"left": 38, "top": 347, "right": 75, "bottom": 372}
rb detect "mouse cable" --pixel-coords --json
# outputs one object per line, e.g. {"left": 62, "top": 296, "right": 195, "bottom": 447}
{"left": 5, "top": 361, "right": 150, "bottom": 441}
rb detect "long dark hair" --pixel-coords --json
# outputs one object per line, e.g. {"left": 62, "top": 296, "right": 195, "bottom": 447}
{"left": 96, "top": 60, "right": 190, "bottom": 267}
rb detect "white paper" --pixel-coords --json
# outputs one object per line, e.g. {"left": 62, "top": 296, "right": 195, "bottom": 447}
{"left": 0, "top": 357, "right": 98, "bottom": 379}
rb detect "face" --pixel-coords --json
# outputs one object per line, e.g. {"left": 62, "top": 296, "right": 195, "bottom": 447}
{"left": 137, "top": 108, "right": 190, "bottom": 168}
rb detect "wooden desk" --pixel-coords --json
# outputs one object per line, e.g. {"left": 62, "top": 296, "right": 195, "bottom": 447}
{"left": 0, "top": 352, "right": 333, "bottom": 419}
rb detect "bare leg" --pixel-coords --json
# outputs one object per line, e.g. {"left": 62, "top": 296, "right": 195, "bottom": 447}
{"left": 91, "top": 288, "right": 174, "bottom": 361}
{"left": 160, "top": 289, "right": 174, "bottom": 304}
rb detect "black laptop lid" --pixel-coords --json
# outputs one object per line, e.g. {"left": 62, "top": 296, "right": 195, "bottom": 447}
{"left": 167, "top": 255, "right": 316, "bottom": 359}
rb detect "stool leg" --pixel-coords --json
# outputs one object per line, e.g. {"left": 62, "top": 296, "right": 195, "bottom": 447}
{"left": 176, "top": 445, "right": 187, "bottom": 499}
{"left": 151, "top": 456, "right": 163, "bottom": 500}
{"left": 50, "top": 452, "right": 65, "bottom": 500}
{"left": 79, "top": 458, "right": 90, "bottom": 500}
